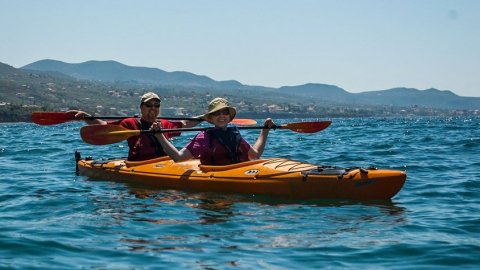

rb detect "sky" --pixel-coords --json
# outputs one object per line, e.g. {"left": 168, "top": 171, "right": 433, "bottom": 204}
{"left": 1, "top": 0, "right": 479, "bottom": 97}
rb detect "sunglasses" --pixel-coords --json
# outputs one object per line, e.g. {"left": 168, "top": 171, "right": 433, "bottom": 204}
{"left": 143, "top": 103, "right": 160, "bottom": 108}
{"left": 210, "top": 108, "right": 230, "bottom": 116}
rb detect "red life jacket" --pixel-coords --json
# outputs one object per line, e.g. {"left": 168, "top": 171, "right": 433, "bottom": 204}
{"left": 202, "top": 127, "right": 249, "bottom": 165}
{"left": 120, "top": 118, "right": 181, "bottom": 161}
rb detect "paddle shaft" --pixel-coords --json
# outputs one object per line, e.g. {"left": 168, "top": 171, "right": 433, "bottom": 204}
{"left": 31, "top": 111, "right": 257, "bottom": 126}
{"left": 107, "top": 121, "right": 332, "bottom": 136}
{"left": 147, "top": 121, "right": 331, "bottom": 134}
{"left": 135, "top": 124, "right": 298, "bottom": 134}
{"left": 84, "top": 115, "right": 202, "bottom": 121}
{"left": 80, "top": 121, "right": 331, "bottom": 145}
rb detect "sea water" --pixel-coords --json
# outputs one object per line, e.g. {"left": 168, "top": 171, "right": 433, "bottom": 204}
{"left": 0, "top": 117, "right": 479, "bottom": 269}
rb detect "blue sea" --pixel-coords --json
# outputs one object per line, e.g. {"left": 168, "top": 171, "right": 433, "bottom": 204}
{"left": 1, "top": 116, "right": 479, "bottom": 269}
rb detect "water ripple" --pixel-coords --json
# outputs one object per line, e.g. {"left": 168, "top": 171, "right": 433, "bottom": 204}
{"left": 1, "top": 117, "right": 480, "bottom": 268}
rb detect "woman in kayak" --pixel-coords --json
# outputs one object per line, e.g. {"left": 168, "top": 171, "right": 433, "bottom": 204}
{"left": 72, "top": 92, "right": 199, "bottom": 161}
{"left": 155, "top": 97, "right": 275, "bottom": 165}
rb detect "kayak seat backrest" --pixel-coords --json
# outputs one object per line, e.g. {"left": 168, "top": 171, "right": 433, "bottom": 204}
{"left": 125, "top": 156, "right": 171, "bottom": 168}
{"left": 199, "top": 159, "right": 267, "bottom": 173}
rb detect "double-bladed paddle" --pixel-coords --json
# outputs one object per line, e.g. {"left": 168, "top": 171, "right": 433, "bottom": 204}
{"left": 31, "top": 111, "right": 256, "bottom": 126}
{"left": 80, "top": 121, "right": 332, "bottom": 145}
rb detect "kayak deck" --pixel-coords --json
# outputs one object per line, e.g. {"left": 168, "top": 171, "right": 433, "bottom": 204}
{"left": 76, "top": 154, "right": 406, "bottom": 200}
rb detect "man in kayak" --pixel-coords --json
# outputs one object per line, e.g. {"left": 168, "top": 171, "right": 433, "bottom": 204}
{"left": 155, "top": 97, "right": 275, "bottom": 165}
{"left": 72, "top": 92, "right": 200, "bottom": 161}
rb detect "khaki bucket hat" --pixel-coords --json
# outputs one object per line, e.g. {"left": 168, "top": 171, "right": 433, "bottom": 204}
{"left": 203, "top": 97, "right": 237, "bottom": 121}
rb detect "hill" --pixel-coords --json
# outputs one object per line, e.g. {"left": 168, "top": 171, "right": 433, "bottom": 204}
{"left": 276, "top": 83, "right": 480, "bottom": 110}
{"left": 21, "top": 59, "right": 480, "bottom": 111}
{"left": 1, "top": 60, "right": 479, "bottom": 122}
{"left": 2, "top": 61, "right": 323, "bottom": 121}
{"left": 22, "top": 59, "right": 243, "bottom": 88}
{"left": 353, "top": 87, "right": 479, "bottom": 109}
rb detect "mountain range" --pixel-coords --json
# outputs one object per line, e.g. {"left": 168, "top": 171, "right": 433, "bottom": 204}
{"left": 20, "top": 59, "right": 480, "bottom": 111}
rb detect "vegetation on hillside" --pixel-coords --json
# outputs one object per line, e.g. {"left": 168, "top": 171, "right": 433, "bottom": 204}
{"left": 1, "top": 62, "right": 477, "bottom": 123}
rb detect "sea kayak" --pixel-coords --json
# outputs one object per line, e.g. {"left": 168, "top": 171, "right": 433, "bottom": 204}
{"left": 76, "top": 153, "right": 406, "bottom": 200}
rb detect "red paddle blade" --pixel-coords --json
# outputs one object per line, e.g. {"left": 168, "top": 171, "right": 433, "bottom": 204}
{"left": 32, "top": 118, "right": 69, "bottom": 125}
{"left": 283, "top": 121, "right": 331, "bottom": 133}
{"left": 231, "top": 119, "right": 257, "bottom": 126}
{"left": 31, "top": 111, "right": 77, "bottom": 125}
{"left": 80, "top": 124, "right": 140, "bottom": 145}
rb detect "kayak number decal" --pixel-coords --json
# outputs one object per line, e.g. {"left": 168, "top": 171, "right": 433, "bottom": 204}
{"left": 244, "top": 169, "right": 259, "bottom": 175}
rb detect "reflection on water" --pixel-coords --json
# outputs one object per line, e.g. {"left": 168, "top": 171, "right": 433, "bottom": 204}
{"left": 83, "top": 184, "right": 408, "bottom": 253}
{"left": 130, "top": 188, "right": 237, "bottom": 225}
{"left": 120, "top": 185, "right": 407, "bottom": 227}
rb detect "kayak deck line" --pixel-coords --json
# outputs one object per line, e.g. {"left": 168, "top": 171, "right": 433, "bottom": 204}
{"left": 199, "top": 159, "right": 267, "bottom": 173}
{"left": 262, "top": 158, "right": 318, "bottom": 172}
{"left": 125, "top": 156, "right": 171, "bottom": 167}
{"left": 75, "top": 151, "right": 407, "bottom": 200}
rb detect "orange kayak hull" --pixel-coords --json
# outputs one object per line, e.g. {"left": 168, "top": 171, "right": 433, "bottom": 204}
{"left": 77, "top": 157, "right": 406, "bottom": 200}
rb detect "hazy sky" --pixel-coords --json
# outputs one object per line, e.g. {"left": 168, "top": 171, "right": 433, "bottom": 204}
{"left": 1, "top": 0, "right": 479, "bottom": 97}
